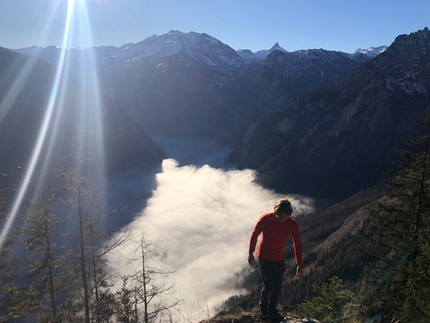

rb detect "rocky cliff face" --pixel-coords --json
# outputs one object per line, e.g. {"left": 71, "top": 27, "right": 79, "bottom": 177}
{"left": 237, "top": 28, "right": 430, "bottom": 201}
{"left": 240, "top": 49, "right": 369, "bottom": 113}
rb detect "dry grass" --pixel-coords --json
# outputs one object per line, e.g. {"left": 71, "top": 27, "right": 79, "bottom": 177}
{"left": 201, "top": 307, "right": 317, "bottom": 323}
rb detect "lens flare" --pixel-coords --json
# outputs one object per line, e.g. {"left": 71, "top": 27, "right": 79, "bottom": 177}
{"left": 0, "top": 0, "right": 105, "bottom": 248}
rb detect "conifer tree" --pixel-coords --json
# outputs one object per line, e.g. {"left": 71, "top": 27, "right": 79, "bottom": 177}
{"left": 0, "top": 197, "right": 20, "bottom": 322}
{"left": 363, "top": 109, "right": 430, "bottom": 322}
{"left": 115, "top": 276, "right": 138, "bottom": 323}
{"left": 84, "top": 195, "right": 128, "bottom": 323}
{"left": 59, "top": 152, "right": 130, "bottom": 322}
{"left": 294, "top": 276, "right": 357, "bottom": 323}
{"left": 14, "top": 194, "right": 74, "bottom": 322}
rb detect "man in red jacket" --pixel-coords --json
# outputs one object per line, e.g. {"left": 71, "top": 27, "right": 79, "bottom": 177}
{"left": 248, "top": 198, "right": 303, "bottom": 322}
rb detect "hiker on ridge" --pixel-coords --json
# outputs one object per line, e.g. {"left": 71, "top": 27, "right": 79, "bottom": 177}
{"left": 248, "top": 197, "right": 303, "bottom": 322}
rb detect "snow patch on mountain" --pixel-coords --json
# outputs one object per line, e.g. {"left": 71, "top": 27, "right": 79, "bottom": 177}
{"left": 354, "top": 45, "right": 388, "bottom": 57}
{"left": 12, "top": 30, "right": 385, "bottom": 69}
{"left": 13, "top": 30, "right": 244, "bottom": 68}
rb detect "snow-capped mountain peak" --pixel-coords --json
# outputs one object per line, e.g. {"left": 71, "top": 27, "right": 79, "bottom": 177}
{"left": 354, "top": 45, "right": 388, "bottom": 57}
{"left": 110, "top": 30, "right": 245, "bottom": 68}
{"left": 14, "top": 30, "right": 244, "bottom": 68}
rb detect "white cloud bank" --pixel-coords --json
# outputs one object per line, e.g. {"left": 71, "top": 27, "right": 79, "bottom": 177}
{"left": 108, "top": 158, "right": 313, "bottom": 322}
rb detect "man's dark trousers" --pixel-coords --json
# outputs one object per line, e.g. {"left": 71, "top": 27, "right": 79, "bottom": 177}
{"left": 258, "top": 258, "right": 285, "bottom": 313}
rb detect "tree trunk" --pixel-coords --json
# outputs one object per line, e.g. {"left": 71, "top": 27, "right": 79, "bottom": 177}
{"left": 142, "top": 238, "right": 148, "bottom": 323}
{"left": 78, "top": 185, "right": 90, "bottom": 323}
{"left": 46, "top": 231, "right": 57, "bottom": 321}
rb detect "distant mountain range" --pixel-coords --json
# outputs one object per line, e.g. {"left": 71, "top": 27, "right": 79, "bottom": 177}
{"left": 13, "top": 31, "right": 382, "bottom": 143}
{"left": 2, "top": 28, "right": 429, "bottom": 202}
{"left": 13, "top": 31, "right": 387, "bottom": 65}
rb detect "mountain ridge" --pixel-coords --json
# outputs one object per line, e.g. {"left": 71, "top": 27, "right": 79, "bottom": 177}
{"left": 237, "top": 27, "right": 430, "bottom": 201}
{"left": 5, "top": 28, "right": 429, "bottom": 203}
{"left": 12, "top": 30, "right": 387, "bottom": 66}
{"left": 92, "top": 31, "right": 376, "bottom": 144}
{"left": 0, "top": 47, "right": 164, "bottom": 198}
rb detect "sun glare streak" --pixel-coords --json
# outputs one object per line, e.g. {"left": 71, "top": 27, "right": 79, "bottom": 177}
{"left": 73, "top": 0, "right": 106, "bottom": 208}
{"left": 1, "top": 0, "right": 107, "bottom": 247}
{"left": 0, "top": 0, "right": 82, "bottom": 248}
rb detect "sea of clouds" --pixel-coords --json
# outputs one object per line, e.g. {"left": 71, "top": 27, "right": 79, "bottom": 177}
{"left": 107, "top": 138, "right": 314, "bottom": 322}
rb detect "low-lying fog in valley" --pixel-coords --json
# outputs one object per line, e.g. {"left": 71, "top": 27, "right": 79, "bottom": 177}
{"left": 106, "top": 137, "right": 314, "bottom": 321}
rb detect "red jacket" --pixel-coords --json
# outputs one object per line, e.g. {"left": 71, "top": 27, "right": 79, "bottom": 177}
{"left": 249, "top": 212, "right": 302, "bottom": 264}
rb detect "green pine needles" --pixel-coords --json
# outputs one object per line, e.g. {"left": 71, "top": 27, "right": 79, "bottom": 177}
{"left": 362, "top": 108, "right": 430, "bottom": 322}
{"left": 293, "top": 276, "right": 358, "bottom": 323}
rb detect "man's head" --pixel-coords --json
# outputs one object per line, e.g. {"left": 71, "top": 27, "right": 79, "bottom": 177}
{"left": 274, "top": 198, "right": 293, "bottom": 222}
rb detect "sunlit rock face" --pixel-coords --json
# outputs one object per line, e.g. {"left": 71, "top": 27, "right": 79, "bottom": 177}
{"left": 0, "top": 47, "right": 164, "bottom": 196}
{"left": 237, "top": 28, "right": 430, "bottom": 201}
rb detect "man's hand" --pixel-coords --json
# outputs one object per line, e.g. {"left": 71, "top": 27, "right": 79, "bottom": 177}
{"left": 296, "top": 264, "right": 303, "bottom": 277}
{"left": 248, "top": 253, "right": 255, "bottom": 266}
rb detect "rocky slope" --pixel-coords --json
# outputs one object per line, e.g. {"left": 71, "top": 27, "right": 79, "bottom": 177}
{"left": 236, "top": 28, "right": 430, "bottom": 201}
{"left": 239, "top": 48, "right": 369, "bottom": 114}
{"left": 0, "top": 47, "right": 164, "bottom": 196}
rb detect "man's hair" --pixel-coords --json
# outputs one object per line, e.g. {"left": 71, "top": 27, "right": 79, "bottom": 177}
{"left": 274, "top": 198, "right": 293, "bottom": 216}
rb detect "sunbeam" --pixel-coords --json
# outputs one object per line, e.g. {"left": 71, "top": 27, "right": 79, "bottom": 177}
{"left": 0, "top": 0, "right": 105, "bottom": 248}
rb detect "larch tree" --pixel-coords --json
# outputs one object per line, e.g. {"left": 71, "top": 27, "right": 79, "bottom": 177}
{"left": 16, "top": 194, "right": 73, "bottom": 322}
{"left": 136, "top": 236, "right": 182, "bottom": 323}
{"left": 59, "top": 152, "right": 130, "bottom": 322}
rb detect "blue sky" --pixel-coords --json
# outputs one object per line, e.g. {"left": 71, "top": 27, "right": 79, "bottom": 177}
{"left": 0, "top": 0, "right": 429, "bottom": 53}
